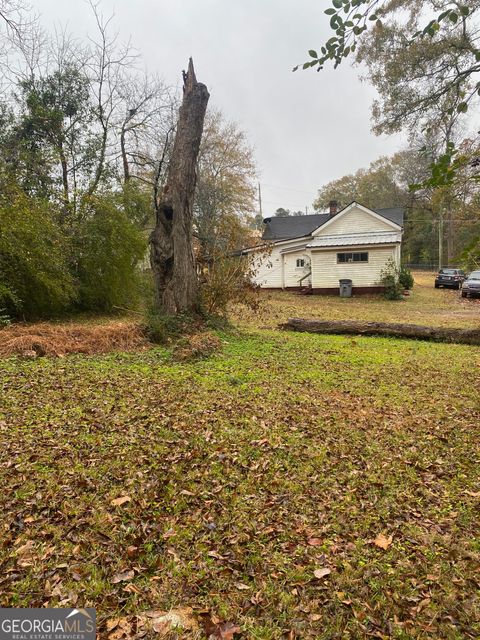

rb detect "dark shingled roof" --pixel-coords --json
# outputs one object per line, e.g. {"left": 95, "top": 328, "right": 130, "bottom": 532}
{"left": 374, "top": 207, "right": 405, "bottom": 227}
{"left": 262, "top": 214, "right": 329, "bottom": 240}
{"left": 262, "top": 204, "right": 405, "bottom": 241}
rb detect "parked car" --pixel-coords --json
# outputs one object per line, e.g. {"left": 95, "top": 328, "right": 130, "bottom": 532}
{"left": 461, "top": 270, "right": 480, "bottom": 298}
{"left": 434, "top": 268, "right": 466, "bottom": 289}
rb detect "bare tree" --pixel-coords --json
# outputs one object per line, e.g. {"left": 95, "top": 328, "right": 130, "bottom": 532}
{"left": 150, "top": 58, "right": 209, "bottom": 314}
{"left": 194, "top": 109, "right": 257, "bottom": 266}
{"left": 116, "top": 73, "right": 176, "bottom": 185}
{"left": 152, "top": 103, "right": 177, "bottom": 214}
{"left": 0, "top": 0, "right": 40, "bottom": 84}
{"left": 83, "top": 0, "right": 137, "bottom": 198}
{"left": 0, "top": 0, "right": 191, "bottom": 235}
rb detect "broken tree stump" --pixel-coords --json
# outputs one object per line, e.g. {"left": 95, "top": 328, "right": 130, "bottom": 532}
{"left": 150, "top": 58, "right": 210, "bottom": 314}
{"left": 280, "top": 318, "right": 480, "bottom": 346}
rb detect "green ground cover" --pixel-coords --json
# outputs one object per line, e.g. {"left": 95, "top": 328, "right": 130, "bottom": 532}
{"left": 1, "top": 275, "right": 479, "bottom": 638}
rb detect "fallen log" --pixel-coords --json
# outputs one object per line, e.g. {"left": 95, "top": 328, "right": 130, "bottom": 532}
{"left": 280, "top": 318, "right": 480, "bottom": 346}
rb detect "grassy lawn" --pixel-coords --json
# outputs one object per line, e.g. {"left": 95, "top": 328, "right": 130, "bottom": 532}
{"left": 233, "top": 271, "right": 480, "bottom": 331}
{"left": 1, "top": 275, "right": 479, "bottom": 639}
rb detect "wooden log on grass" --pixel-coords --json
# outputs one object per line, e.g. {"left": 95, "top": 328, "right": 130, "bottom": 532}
{"left": 280, "top": 318, "right": 480, "bottom": 346}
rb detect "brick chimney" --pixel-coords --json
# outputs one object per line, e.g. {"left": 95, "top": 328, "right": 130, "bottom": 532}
{"left": 329, "top": 200, "right": 338, "bottom": 216}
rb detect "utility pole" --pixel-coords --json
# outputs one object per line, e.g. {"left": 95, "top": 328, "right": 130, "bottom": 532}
{"left": 438, "top": 210, "right": 444, "bottom": 270}
{"left": 258, "top": 182, "right": 263, "bottom": 218}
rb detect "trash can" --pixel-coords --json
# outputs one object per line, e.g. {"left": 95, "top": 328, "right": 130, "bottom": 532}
{"left": 339, "top": 279, "right": 352, "bottom": 298}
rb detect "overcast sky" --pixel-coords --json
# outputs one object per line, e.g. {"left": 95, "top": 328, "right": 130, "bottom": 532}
{"left": 34, "top": 0, "right": 405, "bottom": 216}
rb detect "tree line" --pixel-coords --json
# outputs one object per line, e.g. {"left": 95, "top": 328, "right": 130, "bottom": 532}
{"left": 313, "top": 145, "right": 480, "bottom": 267}
{"left": 0, "top": 1, "right": 258, "bottom": 320}
{"left": 298, "top": 0, "right": 480, "bottom": 269}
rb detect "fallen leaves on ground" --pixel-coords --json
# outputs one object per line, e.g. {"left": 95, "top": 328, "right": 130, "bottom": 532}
{"left": 172, "top": 331, "right": 222, "bottom": 362}
{"left": 0, "top": 320, "right": 148, "bottom": 357}
{"left": 135, "top": 607, "right": 200, "bottom": 636}
{"left": 110, "top": 496, "right": 131, "bottom": 507}
{"left": 313, "top": 567, "right": 332, "bottom": 580}
{"left": 201, "top": 613, "right": 242, "bottom": 640}
{"left": 1, "top": 283, "right": 480, "bottom": 639}
{"left": 111, "top": 570, "right": 134, "bottom": 584}
{"left": 373, "top": 533, "right": 394, "bottom": 550}
{"left": 307, "top": 537, "right": 322, "bottom": 546}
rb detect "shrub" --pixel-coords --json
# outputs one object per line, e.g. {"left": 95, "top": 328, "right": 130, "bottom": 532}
{"left": 0, "top": 308, "right": 11, "bottom": 327}
{"left": 459, "top": 236, "right": 480, "bottom": 271}
{"left": 399, "top": 266, "right": 414, "bottom": 290}
{"left": 122, "top": 181, "right": 153, "bottom": 228}
{"left": 198, "top": 248, "right": 268, "bottom": 317}
{"left": 0, "top": 187, "right": 75, "bottom": 318}
{"left": 0, "top": 283, "right": 19, "bottom": 317}
{"left": 143, "top": 308, "right": 200, "bottom": 344}
{"left": 75, "top": 195, "right": 147, "bottom": 312}
{"left": 379, "top": 258, "right": 403, "bottom": 300}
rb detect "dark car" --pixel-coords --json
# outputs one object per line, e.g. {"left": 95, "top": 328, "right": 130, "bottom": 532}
{"left": 461, "top": 270, "right": 480, "bottom": 298}
{"left": 434, "top": 268, "right": 466, "bottom": 289}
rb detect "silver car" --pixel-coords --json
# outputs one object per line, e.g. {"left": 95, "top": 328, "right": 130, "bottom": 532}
{"left": 461, "top": 270, "right": 480, "bottom": 298}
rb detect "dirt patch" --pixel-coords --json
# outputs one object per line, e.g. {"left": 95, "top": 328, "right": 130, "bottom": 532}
{"left": 0, "top": 320, "right": 149, "bottom": 358}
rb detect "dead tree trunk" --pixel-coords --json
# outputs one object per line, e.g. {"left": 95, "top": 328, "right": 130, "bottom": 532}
{"left": 281, "top": 318, "right": 480, "bottom": 346}
{"left": 150, "top": 59, "right": 209, "bottom": 314}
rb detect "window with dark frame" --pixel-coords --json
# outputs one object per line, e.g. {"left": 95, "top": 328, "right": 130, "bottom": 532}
{"left": 337, "top": 252, "right": 368, "bottom": 263}
{"left": 296, "top": 258, "right": 305, "bottom": 268}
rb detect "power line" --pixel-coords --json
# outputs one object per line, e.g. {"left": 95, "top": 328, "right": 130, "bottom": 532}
{"left": 261, "top": 198, "right": 312, "bottom": 209}
{"left": 403, "top": 218, "right": 479, "bottom": 222}
{"left": 262, "top": 182, "right": 318, "bottom": 196}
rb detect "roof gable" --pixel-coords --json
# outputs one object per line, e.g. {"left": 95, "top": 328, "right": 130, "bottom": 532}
{"left": 312, "top": 202, "right": 402, "bottom": 237}
{"left": 261, "top": 203, "right": 404, "bottom": 243}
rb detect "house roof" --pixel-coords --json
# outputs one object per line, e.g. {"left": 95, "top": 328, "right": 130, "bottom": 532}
{"left": 307, "top": 231, "right": 401, "bottom": 248}
{"left": 262, "top": 205, "right": 405, "bottom": 241}
{"left": 373, "top": 207, "right": 405, "bottom": 227}
{"left": 262, "top": 214, "right": 330, "bottom": 240}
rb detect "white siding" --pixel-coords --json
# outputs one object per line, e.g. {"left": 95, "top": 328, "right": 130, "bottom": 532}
{"left": 394, "top": 243, "right": 401, "bottom": 268}
{"left": 314, "top": 205, "right": 395, "bottom": 236}
{"left": 311, "top": 246, "right": 396, "bottom": 288}
{"left": 251, "top": 244, "right": 284, "bottom": 288}
{"left": 250, "top": 240, "right": 311, "bottom": 288}
{"left": 249, "top": 205, "right": 402, "bottom": 290}
{"left": 284, "top": 251, "right": 311, "bottom": 287}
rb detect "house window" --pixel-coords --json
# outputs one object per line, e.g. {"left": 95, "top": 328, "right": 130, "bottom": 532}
{"left": 337, "top": 252, "right": 368, "bottom": 264}
{"left": 296, "top": 258, "right": 305, "bottom": 268}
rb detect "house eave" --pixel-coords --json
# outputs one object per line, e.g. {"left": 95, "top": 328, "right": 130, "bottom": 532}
{"left": 280, "top": 244, "right": 310, "bottom": 254}
{"left": 261, "top": 234, "right": 312, "bottom": 245}
{"left": 307, "top": 231, "right": 402, "bottom": 249}
{"left": 241, "top": 234, "right": 312, "bottom": 254}
{"left": 308, "top": 243, "right": 399, "bottom": 252}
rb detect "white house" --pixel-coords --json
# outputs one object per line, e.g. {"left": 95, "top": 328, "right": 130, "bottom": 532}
{"left": 248, "top": 201, "right": 404, "bottom": 294}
